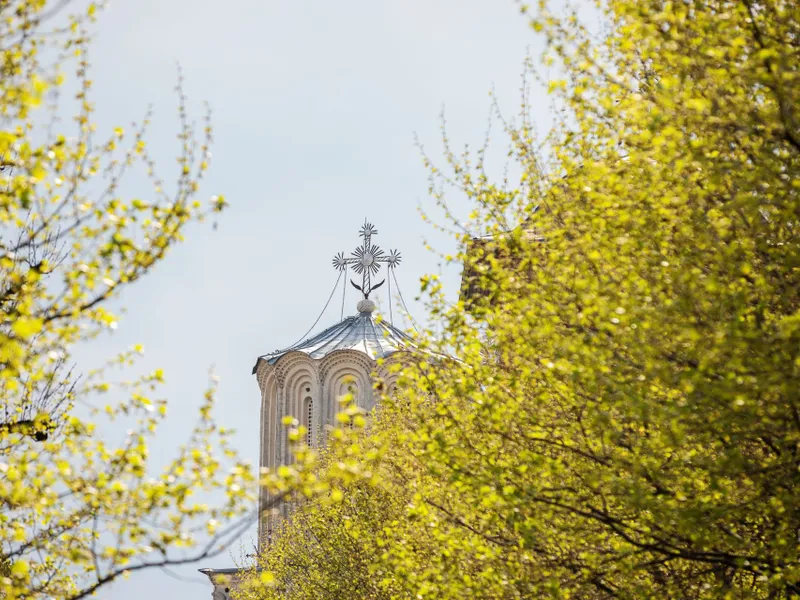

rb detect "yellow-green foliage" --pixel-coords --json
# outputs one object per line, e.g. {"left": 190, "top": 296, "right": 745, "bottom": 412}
{"left": 243, "top": 1, "right": 800, "bottom": 598}
{"left": 0, "top": 2, "right": 255, "bottom": 598}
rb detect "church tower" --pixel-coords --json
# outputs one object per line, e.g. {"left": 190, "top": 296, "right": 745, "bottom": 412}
{"left": 200, "top": 221, "right": 416, "bottom": 598}
{"left": 252, "top": 219, "right": 414, "bottom": 547}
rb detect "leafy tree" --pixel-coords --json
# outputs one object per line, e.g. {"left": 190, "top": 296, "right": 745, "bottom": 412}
{"left": 243, "top": 0, "right": 800, "bottom": 598}
{"left": 0, "top": 2, "right": 261, "bottom": 598}
{"left": 241, "top": 472, "right": 401, "bottom": 600}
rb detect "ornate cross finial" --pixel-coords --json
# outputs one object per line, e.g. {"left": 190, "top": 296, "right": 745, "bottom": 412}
{"left": 332, "top": 219, "right": 401, "bottom": 299}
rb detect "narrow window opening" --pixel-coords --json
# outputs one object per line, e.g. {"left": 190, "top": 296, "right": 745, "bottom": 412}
{"left": 346, "top": 385, "right": 355, "bottom": 430}
{"left": 304, "top": 395, "right": 313, "bottom": 446}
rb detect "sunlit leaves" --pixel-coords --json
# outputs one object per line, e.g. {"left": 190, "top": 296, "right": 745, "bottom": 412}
{"left": 0, "top": 1, "right": 252, "bottom": 599}
{"left": 241, "top": 1, "right": 799, "bottom": 598}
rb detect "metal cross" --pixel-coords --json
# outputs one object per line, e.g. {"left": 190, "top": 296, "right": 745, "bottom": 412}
{"left": 332, "top": 220, "right": 401, "bottom": 299}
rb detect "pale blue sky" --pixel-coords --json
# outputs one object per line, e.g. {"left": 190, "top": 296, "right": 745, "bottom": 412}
{"left": 64, "top": 1, "right": 551, "bottom": 597}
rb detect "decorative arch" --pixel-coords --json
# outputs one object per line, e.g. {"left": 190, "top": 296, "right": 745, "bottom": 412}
{"left": 255, "top": 359, "right": 274, "bottom": 394}
{"left": 258, "top": 368, "right": 278, "bottom": 470}
{"left": 256, "top": 365, "right": 277, "bottom": 547}
{"left": 277, "top": 353, "right": 318, "bottom": 464}
{"left": 320, "top": 350, "right": 374, "bottom": 424}
{"left": 376, "top": 353, "right": 409, "bottom": 397}
{"left": 274, "top": 351, "right": 317, "bottom": 387}
{"left": 283, "top": 365, "right": 315, "bottom": 419}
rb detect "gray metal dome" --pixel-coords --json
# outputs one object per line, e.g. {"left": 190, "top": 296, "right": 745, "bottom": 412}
{"left": 251, "top": 301, "right": 416, "bottom": 373}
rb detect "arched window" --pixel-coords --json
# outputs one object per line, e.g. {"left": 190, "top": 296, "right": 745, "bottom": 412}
{"left": 337, "top": 380, "right": 358, "bottom": 405}
{"left": 335, "top": 381, "right": 358, "bottom": 429}
{"left": 304, "top": 395, "right": 313, "bottom": 446}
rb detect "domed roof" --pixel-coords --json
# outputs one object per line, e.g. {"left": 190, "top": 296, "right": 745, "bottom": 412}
{"left": 251, "top": 300, "right": 416, "bottom": 373}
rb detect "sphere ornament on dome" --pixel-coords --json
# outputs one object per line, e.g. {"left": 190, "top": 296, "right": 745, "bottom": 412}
{"left": 357, "top": 298, "right": 376, "bottom": 314}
